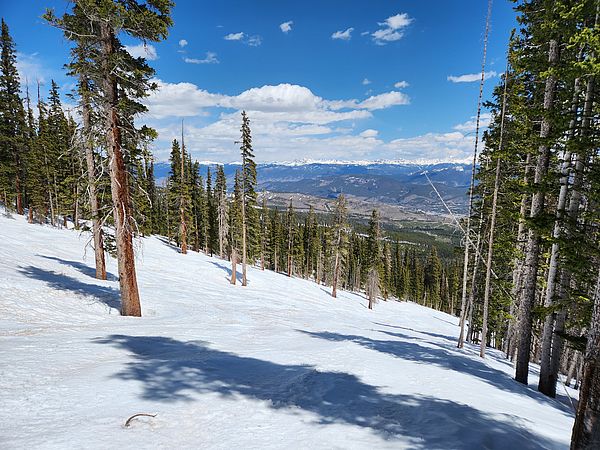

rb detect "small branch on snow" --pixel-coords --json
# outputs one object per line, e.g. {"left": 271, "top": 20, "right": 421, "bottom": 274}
{"left": 124, "top": 413, "right": 156, "bottom": 428}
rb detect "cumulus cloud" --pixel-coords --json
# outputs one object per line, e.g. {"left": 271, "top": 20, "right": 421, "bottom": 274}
{"left": 124, "top": 43, "right": 158, "bottom": 60}
{"left": 179, "top": 39, "right": 188, "bottom": 47}
{"left": 280, "top": 21, "right": 293, "bottom": 33}
{"left": 362, "top": 78, "right": 372, "bottom": 86}
{"left": 331, "top": 28, "right": 354, "bottom": 40}
{"left": 372, "top": 13, "right": 412, "bottom": 45}
{"left": 447, "top": 71, "right": 497, "bottom": 83}
{"left": 394, "top": 80, "right": 409, "bottom": 89}
{"left": 224, "top": 32, "right": 245, "bottom": 41}
{"left": 140, "top": 81, "right": 425, "bottom": 162}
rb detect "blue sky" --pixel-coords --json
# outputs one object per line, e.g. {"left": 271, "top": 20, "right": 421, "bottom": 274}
{"left": 3, "top": 0, "right": 516, "bottom": 163}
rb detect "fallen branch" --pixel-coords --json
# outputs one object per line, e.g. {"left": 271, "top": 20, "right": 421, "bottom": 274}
{"left": 124, "top": 413, "right": 156, "bottom": 428}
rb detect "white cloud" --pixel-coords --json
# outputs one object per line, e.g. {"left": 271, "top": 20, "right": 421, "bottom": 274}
{"left": 179, "top": 39, "right": 188, "bottom": 47}
{"left": 124, "top": 43, "right": 158, "bottom": 60}
{"left": 184, "top": 52, "right": 219, "bottom": 64}
{"left": 331, "top": 28, "right": 354, "bottom": 40}
{"left": 280, "top": 21, "right": 293, "bottom": 33}
{"left": 372, "top": 12, "right": 413, "bottom": 45}
{"left": 394, "top": 80, "right": 409, "bottom": 89}
{"left": 447, "top": 71, "right": 497, "bottom": 83}
{"left": 141, "top": 81, "right": 420, "bottom": 162}
{"left": 16, "top": 52, "right": 48, "bottom": 87}
{"left": 247, "top": 35, "right": 263, "bottom": 47}
{"left": 383, "top": 131, "right": 476, "bottom": 162}
{"left": 383, "top": 13, "right": 413, "bottom": 30}
{"left": 360, "top": 129, "right": 379, "bottom": 138}
{"left": 357, "top": 91, "right": 410, "bottom": 110}
{"left": 225, "top": 32, "right": 262, "bottom": 46}
{"left": 362, "top": 78, "right": 371, "bottom": 85}
{"left": 453, "top": 113, "right": 492, "bottom": 132}
{"left": 224, "top": 32, "right": 245, "bottom": 41}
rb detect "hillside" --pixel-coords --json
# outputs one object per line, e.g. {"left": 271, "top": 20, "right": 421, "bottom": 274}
{"left": 0, "top": 212, "right": 576, "bottom": 449}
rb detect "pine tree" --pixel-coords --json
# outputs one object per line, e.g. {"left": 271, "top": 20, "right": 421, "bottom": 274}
{"left": 331, "top": 194, "right": 348, "bottom": 298}
{"left": 215, "top": 164, "right": 228, "bottom": 259}
{"left": 239, "top": 111, "right": 257, "bottom": 286}
{"left": 0, "top": 19, "right": 26, "bottom": 214}
{"left": 46, "top": 0, "right": 174, "bottom": 317}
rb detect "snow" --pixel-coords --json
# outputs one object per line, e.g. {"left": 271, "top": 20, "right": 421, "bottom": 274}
{"left": 0, "top": 211, "right": 576, "bottom": 449}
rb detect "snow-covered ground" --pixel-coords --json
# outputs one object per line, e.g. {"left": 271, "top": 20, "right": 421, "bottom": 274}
{"left": 0, "top": 211, "right": 576, "bottom": 449}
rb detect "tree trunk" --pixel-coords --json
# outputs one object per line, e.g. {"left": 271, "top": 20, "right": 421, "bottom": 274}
{"left": 515, "top": 38, "right": 559, "bottom": 385}
{"left": 101, "top": 23, "right": 141, "bottom": 317}
{"left": 230, "top": 248, "right": 237, "bottom": 285}
{"left": 241, "top": 198, "right": 247, "bottom": 286}
{"left": 332, "top": 229, "right": 341, "bottom": 298}
{"left": 180, "top": 123, "right": 187, "bottom": 255}
{"left": 539, "top": 73, "right": 583, "bottom": 396}
{"left": 82, "top": 85, "right": 106, "bottom": 281}
{"left": 571, "top": 270, "right": 600, "bottom": 449}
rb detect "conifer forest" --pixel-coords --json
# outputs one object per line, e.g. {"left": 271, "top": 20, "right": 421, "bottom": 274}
{"left": 1, "top": 1, "right": 600, "bottom": 448}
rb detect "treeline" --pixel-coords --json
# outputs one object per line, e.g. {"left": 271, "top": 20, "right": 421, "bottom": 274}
{"left": 150, "top": 136, "right": 463, "bottom": 312}
{"left": 458, "top": 1, "right": 599, "bottom": 447}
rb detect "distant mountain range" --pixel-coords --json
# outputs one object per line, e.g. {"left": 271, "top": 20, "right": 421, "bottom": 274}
{"left": 153, "top": 161, "right": 472, "bottom": 215}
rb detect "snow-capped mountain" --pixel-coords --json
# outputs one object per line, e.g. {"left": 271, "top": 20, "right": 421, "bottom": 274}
{"left": 154, "top": 161, "right": 472, "bottom": 215}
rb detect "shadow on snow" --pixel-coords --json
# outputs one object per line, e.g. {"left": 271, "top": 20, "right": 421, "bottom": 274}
{"left": 19, "top": 265, "right": 120, "bottom": 310}
{"left": 299, "top": 329, "right": 573, "bottom": 416}
{"left": 38, "top": 254, "right": 119, "bottom": 282}
{"left": 96, "top": 334, "right": 561, "bottom": 449}
{"left": 208, "top": 261, "right": 245, "bottom": 285}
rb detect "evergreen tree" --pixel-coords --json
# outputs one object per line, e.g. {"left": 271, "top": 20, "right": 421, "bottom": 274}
{"left": 46, "top": 0, "right": 174, "bottom": 316}
{"left": 331, "top": 194, "right": 348, "bottom": 298}
{"left": 0, "top": 19, "right": 26, "bottom": 214}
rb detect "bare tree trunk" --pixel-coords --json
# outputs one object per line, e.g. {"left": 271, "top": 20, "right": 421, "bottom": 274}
{"left": 571, "top": 269, "right": 600, "bottom": 449}
{"left": 505, "top": 153, "right": 532, "bottom": 357}
{"left": 180, "top": 122, "right": 187, "bottom": 255}
{"left": 515, "top": 39, "right": 559, "bottom": 385}
{"left": 458, "top": 0, "right": 493, "bottom": 349}
{"left": 482, "top": 155, "right": 503, "bottom": 358}
{"left": 82, "top": 86, "right": 107, "bottom": 281}
{"left": 230, "top": 248, "right": 237, "bottom": 285}
{"left": 482, "top": 57, "right": 509, "bottom": 359}
{"left": 241, "top": 198, "right": 247, "bottom": 286}
{"left": 332, "top": 228, "right": 341, "bottom": 298}
{"left": 101, "top": 23, "right": 141, "bottom": 317}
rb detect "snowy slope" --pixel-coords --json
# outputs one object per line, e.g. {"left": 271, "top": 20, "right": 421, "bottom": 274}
{"left": 0, "top": 211, "right": 576, "bottom": 449}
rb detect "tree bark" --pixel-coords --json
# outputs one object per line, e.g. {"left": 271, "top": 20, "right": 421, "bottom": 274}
{"left": 515, "top": 39, "right": 559, "bottom": 385}
{"left": 82, "top": 83, "right": 106, "bottom": 280}
{"left": 571, "top": 270, "right": 600, "bottom": 449}
{"left": 101, "top": 23, "right": 141, "bottom": 317}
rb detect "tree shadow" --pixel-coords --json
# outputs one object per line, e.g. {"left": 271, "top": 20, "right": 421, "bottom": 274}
{"left": 373, "top": 321, "right": 457, "bottom": 344}
{"left": 95, "top": 334, "right": 560, "bottom": 449}
{"left": 156, "top": 236, "right": 184, "bottom": 253}
{"left": 299, "top": 330, "right": 573, "bottom": 415}
{"left": 38, "top": 255, "right": 119, "bottom": 282}
{"left": 19, "top": 265, "right": 120, "bottom": 310}
{"left": 209, "top": 261, "right": 245, "bottom": 285}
